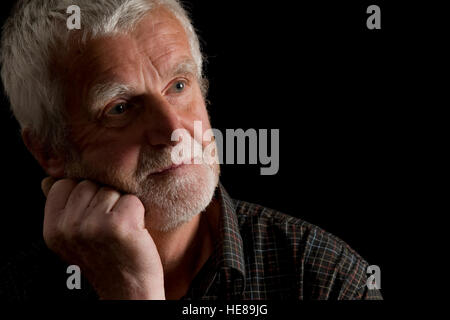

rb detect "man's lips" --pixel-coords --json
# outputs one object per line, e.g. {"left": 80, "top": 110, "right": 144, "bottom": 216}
{"left": 150, "top": 158, "right": 194, "bottom": 175}
{"left": 151, "top": 163, "right": 184, "bottom": 175}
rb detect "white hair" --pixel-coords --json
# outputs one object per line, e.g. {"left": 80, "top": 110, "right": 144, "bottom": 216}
{"left": 0, "top": 0, "right": 206, "bottom": 151}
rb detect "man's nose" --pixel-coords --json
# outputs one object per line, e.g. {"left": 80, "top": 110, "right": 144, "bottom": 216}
{"left": 142, "top": 95, "right": 182, "bottom": 147}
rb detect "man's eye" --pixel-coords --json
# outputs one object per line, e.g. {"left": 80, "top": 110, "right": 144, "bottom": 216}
{"left": 107, "top": 103, "right": 130, "bottom": 115}
{"left": 169, "top": 80, "right": 187, "bottom": 94}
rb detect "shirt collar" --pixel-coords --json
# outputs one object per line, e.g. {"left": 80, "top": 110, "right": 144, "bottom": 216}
{"left": 182, "top": 182, "right": 246, "bottom": 299}
{"left": 213, "top": 182, "right": 246, "bottom": 278}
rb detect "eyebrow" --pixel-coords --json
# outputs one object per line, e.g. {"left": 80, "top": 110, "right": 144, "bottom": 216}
{"left": 87, "top": 82, "right": 135, "bottom": 118}
{"left": 86, "top": 58, "right": 199, "bottom": 117}
{"left": 167, "top": 58, "right": 198, "bottom": 80}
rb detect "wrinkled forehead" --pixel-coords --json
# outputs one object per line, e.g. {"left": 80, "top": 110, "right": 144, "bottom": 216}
{"left": 61, "top": 6, "right": 193, "bottom": 91}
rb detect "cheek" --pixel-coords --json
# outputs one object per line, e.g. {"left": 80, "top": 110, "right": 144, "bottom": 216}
{"left": 81, "top": 141, "right": 141, "bottom": 175}
{"left": 69, "top": 117, "right": 143, "bottom": 175}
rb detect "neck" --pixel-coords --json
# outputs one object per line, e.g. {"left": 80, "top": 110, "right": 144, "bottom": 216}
{"left": 147, "top": 198, "right": 221, "bottom": 299}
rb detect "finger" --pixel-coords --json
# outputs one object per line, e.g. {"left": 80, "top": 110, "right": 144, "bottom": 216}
{"left": 88, "top": 187, "right": 122, "bottom": 214}
{"left": 64, "top": 180, "right": 100, "bottom": 222}
{"left": 110, "top": 194, "right": 146, "bottom": 228}
{"left": 45, "top": 179, "right": 78, "bottom": 215}
{"left": 44, "top": 179, "right": 78, "bottom": 238}
{"left": 41, "top": 176, "right": 57, "bottom": 198}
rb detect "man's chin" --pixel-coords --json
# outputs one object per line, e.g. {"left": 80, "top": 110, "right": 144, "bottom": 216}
{"left": 138, "top": 163, "right": 219, "bottom": 232}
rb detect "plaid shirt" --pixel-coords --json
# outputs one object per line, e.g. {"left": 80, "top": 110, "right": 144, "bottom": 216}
{"left": 0, "top": 182, "right": 382, "bottom": 300}
{"left": 182, "top": 183, "right": 382, "bottom": 300}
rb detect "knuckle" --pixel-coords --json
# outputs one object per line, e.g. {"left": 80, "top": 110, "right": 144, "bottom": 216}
{"left": 121, "top": 194, "right": 145, "bottom": 212}
{"left": 93, "top": 187, "right": 120, "bottom": 208}
{"left": 51, "top": 179, "right": 77, "bottom": 193}
{"left": 68, "top": 180, "right": 98, "bottom": 203}
{"left": 76, "top": 180, "right": 98, "bottom": 193}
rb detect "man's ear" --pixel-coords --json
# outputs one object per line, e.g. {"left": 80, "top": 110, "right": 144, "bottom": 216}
{"left": 22, "top": 128, "right": 65, "bottom": 178}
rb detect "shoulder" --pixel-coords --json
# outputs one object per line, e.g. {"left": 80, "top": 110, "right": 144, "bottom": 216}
{"left": 234, "top": 198, "right": 339, "bottom": 248}
{"left": 233, "top": 199, "right": 382, "bottom": 299}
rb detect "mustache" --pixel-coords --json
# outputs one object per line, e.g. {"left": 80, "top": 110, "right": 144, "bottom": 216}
{"left": 135, "top": 147, "right": 173, "bottom": 177}
{"left": 134, "top": 135, "right": 203, "bottom": 179}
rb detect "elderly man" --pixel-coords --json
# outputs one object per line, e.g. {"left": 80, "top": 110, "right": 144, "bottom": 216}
{"left": 0, "top": 0, "right": 381, "bottom": 300}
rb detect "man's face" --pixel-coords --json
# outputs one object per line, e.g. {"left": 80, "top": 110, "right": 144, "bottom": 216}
{"left": 60, "top": 7, "right": 219, "bottom": 231}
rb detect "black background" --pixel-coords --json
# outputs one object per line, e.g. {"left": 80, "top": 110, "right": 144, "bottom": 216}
{"left": 0, "top": 0, "right": 430, "bottom": 302}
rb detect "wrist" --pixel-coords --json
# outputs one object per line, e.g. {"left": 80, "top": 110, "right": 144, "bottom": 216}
{"left": 96, "top": 273, "right": 165, "bottom": 300}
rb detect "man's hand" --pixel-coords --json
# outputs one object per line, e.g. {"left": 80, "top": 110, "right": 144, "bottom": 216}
{"left": 41, "top": 177, "right": 165, "bottom": 300}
